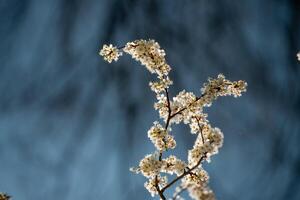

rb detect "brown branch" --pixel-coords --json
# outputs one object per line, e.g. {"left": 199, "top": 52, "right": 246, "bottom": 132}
{"left": 159, "top": 152, "right": 162, "bottom": 161}
{"left": 195, "top": 117, "right": 205, "bottom": 144}
{"left": 154, "top": 91, "right": 208, "bottom": 198}
{"left": 164, "top": 88, "right": 172, "bottom": 129}
{"left": 161, "top": 127, "right": 207, "bottom": 193}
{"left": 118, "top": 43, "right": 138, "bottom": 50}
{"left": 155, "top": 91, "right": 207, "bottom": 198}
{"left": 169, "top": 94, "right": 204, "bottom": 119}
{"left": 155, "top": 177, "right": 166, "bottom": 200}
{"left": 154, "top": 88, "right": 172, "bottom": 200}
{"left": 155, "top": 151, "right": 164, "bottom": 199}
{"left": 161, "top": 154, "right": 206, "bottom": 192}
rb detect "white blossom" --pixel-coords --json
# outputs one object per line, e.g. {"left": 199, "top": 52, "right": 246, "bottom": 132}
{"left": 123, "top": 39, "right": 171, "bottom": 76}
{"left": 182, "top": 168, "right": 209, "bottom": 188}
{"left": 99, "top": 44, "right": 122, "bottom": 63}
{"left": 189, "top": 115, "right": 209, "bottom": 134}
{"left": 149, "top": 77, "right": 173, "bottom": 94}
{"left": 145, "top": 175, "right": 168, "bottom": 197}
{"left": 100, "top": 39, "right": 247, "bottom": 200}
{"left": 154, "top": 93, "right": 169, "bottom": 122}
{"left": 161, "top": 155, "right": 187, "bottom": 175}
{"left": 147, "top": 122, "right": 176, "bottom": 151}
{"left": 201, "top": 74, "right": 247, "bottom": 101}
{"left": 139, "top": 154, "right": 162, "bottom": 178}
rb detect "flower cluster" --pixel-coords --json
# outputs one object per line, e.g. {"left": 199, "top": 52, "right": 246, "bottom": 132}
{"left": 201, "top": 74, "right": 247, "bottom": 99}
{"left": 0, "top": 193, "right": 10, "bottom": 200}
{"left": 99, "top": 44, "right": 122, "bottom": 63}
{"left": 144, "top": 175, "right": 168, "bottom": 197}
{"left": 188, "top": 126, "right": 223, "bottom": 166}
{"left": 100, "top": 39, "right": 247, "bottom": 200}
{"left": 297, "top": 52, "right": 300, "bottom": 61}
{"left": 123, "top": 40, "right": 171, "bottom": 76}
{"left": 153, "top": 74, "right": 247, "bottom": 126}
{"left": 147, "top": 122, "right": 176, "bottom": 151}
{"left": 139, "top": 153, "right": 162, "bottom": 178}
{"left": 161, "top": 155, "right": 186, "bottom": 175}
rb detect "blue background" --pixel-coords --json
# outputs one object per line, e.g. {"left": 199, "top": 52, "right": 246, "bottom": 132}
{"left": 0, "top": 0, "right": 300, "bottom": 199}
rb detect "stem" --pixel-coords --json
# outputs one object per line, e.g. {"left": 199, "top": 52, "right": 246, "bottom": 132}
{"left": 161, "top": 154, "right": 206, "bottom": 192}
{"left": 154, "top": 88, "right": 172, "bottom": 200}
{"left": 169, "top": 94, "right": 204, "bottom": 119}
{"left": 155, "top": 91, "right": 207, "bottom": 198}
{"left": 165, "top": 88, "right": 172, "bottom": 130}
{"left": 118, "top": 43, "right": 138, "bottom": 50}
{"left": 195, "top": 117, "right": 205, "bottom": 144}
{"left": 155, "top": 177, "right": 166, "bottom": 200}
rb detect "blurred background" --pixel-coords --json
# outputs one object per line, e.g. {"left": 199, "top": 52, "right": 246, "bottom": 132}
{"left": 0, "top": 0, "right": 300, "bottom": 199}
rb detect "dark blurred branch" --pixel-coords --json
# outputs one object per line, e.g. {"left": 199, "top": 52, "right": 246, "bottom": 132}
{"left": 172, "top": 186, "right": 187, "bottom": 200}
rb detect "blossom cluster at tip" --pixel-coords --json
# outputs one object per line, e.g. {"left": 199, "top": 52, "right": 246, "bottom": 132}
{"left": 100, "top": 39, "right": 247, "bottom": 200}
{"left": 123, "top": 39, "right": 173, "bottom": 96}
{"left": 100, "top": 39, "right": 173, "bottom": 95}
{"left": 0, "top": 193, "right": 11, "bottom": 200}
{"left": 154, "top": 74, "right": 247, "bottom": 126}
{"left": 123, "top": 39, "right": 171, "bottom": 76}
{"left": 297, "top": 52, "right": 300, "bottom": 61}
{"left": 99, "top": 44, "right": 122, "bottom": 63}
{"left": 201, "top": 74, "right": 247, "bottom": 99}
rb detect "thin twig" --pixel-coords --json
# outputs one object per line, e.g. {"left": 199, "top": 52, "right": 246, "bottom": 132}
{"left": 154, "top": 88, "right": 172, "bottom": 200}
{"left": 165, "top": 88, "right": 172, "bottom": 130}
{"left": 155, "top": 177, "right": 166, "bottom": 200}
{"left": 195, "top": 117, "right": 205, "bottom": 144}
{"left": 161, "top": 154, "right": 206, "bottom": 192}
{"left": 155, "top": 91, "right": 207, "bottom": 198}
{"left": 169, "top": 94, "right": 205, "bottom": 119}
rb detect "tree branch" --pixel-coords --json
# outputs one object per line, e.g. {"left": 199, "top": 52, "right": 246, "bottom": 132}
{"left": 154, "top": 88, "right": 172, "bottom": 200}
{"left": 164, "top": 88, "right": 172, "bottom": 130}
{"left": 155, "top": 91, "right": 207, "bottom": 198}
{"left": 155, "top": 177, "right": 166, "bottom": 200}
{"left": 154, "top": 91, "right": 208, "bottom": 198}
{"left": 195, "top": 117, "right": 205, "bottom": 144}
{"left": 169, "top": 94, "right": 204, "bottom": 119}
{"left": 161, "top": 154, "right": 206, "bottom": 192}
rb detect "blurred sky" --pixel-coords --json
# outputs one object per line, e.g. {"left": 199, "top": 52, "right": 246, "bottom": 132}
{"left": 0, "top": 0, "right": 300, "bottom": 200}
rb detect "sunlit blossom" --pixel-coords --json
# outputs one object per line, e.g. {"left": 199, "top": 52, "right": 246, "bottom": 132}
{"left": 100, "top": 39, "right": 247, "bottom": 200}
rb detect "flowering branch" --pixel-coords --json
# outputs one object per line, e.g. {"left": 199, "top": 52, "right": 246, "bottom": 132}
{"left": 162, "top": 153, "right": 207, "bottom": 193}
{"left": 100, "top": 39, "right": 247, "bottom": 200}
{"left": 154, "top": 87, "right": 172, "bottom": 200}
